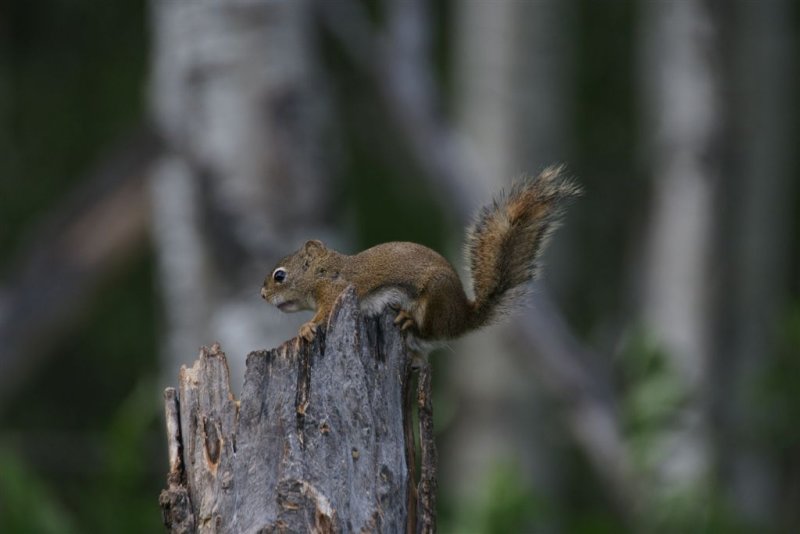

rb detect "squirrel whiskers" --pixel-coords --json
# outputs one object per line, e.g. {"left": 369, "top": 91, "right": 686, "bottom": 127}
{"left": 261, "top": 165, "right": 581, "bottom": 343}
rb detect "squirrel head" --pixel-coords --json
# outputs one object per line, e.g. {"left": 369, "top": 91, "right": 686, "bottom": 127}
{"left": 261, "top": 239, "right": 328, "bottom": 313}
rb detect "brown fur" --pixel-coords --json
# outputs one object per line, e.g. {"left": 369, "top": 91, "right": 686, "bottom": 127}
{"left": 464, "top": 164, "right": 582, "bottom": 329}
{"left": 262, "top": 166, "right": 580, "bottom": 342}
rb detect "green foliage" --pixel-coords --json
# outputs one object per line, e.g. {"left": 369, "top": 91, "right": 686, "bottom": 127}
{"left": 473, "top": 465, "right": 543, "bottom": 534}
{"left": 440, "top": 463, "right": 546, "bottom": 534}
{"left": 0, "top": 380, "right": 163, "bottom": 534}
{"left": 78, "top": 377, "right": 163, "bottom": 534}
{"left": 0, "top": 255, "right": 164, "bottom": 532}
{"left": 617, "top": 330, "right": 764, "bottom": 533}
{"left": 619, "top": 330, "right": 689, "bottom": 471}
{"left": 754, "top": 303, "right": 800, "bottom": 451}
{"left": 439, "top": 461, "right": 625, "bottom": 534}
{"left": 649, "top": 486, "right": 757, "bottom": 534}
{"left": 0, "top": 443, "right": 78, "bottom": 534}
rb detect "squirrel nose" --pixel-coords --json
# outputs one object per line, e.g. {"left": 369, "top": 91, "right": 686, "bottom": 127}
{"left": 260, "top": 287, "right": 268, "bottom": 300}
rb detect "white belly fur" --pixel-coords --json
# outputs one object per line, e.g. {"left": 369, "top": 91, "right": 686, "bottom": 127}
{"left": 359, "top": 287, "right": 412, "bottom": 317}
{"left": 359, "top": 286, "right": 441, "bottom": 357}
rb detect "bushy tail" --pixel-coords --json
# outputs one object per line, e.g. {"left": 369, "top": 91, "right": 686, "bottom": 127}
{"left": 465, "top": 165, "right": 581, "bottom": 328}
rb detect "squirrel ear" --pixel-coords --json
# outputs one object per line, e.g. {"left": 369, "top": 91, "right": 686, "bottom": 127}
{"left": 303, "top": 239, "right": 325, "bottom": 255}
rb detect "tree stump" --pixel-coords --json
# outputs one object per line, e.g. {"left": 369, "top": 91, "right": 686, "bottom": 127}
{"left": 159, "top": 287, "right": 437, "bottom": 533}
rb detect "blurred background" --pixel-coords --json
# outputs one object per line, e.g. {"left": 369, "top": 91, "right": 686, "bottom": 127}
{"left": 1, "top": 0, "right": 798, "bottom": 532}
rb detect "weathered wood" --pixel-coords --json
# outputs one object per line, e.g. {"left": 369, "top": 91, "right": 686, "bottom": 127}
{"left": 159, "top": 287, "right": 437, "bottom": 532}
{"left": 416, "top": 362, "right": 438, "bottom": 534}
{"left": 159, "top": 388, "right": 195, "bottom": 533}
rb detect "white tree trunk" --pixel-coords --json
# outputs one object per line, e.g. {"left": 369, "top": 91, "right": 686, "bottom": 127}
{"left": 637, "top": 0, "right": 721, "bottom": 489}
{"left": 148, "top": 0, "right": 333, "bottom": 389}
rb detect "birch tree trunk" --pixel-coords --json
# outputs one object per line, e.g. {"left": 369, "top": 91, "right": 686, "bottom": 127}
{"left": 148, "top": 0, "right": 334, "bottom": 390}
{"left": 637, "top": 0, "right": 722, "bottom": 492}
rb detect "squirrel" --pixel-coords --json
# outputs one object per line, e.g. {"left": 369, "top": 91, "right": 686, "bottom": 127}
{"left": 261, "top": 165, "right": 581, "bottom": 344}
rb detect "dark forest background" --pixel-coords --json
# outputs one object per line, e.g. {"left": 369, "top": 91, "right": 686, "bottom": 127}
{"left": 1, "top": 0, "right": 798, "bottom": 532}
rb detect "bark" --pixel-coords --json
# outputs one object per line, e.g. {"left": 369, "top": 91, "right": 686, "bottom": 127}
{"left": 159, "top": 287, "right": 437, "bottom": 533}
{"left": 637, "top": 0, "right": 723, "bottom": 488}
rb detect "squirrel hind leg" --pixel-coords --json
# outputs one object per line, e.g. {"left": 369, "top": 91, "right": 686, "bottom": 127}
{"left": 415, "top": 275, "right": 472, "bottom": 340}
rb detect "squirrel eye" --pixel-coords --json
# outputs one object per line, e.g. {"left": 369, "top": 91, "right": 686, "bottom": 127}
{"left": 272, "top": 268, "right": 287, "bottom": 283}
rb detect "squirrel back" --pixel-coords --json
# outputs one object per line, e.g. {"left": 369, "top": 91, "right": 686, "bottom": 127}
{"left": 464, "top": 164, "right": 581, "bottom": 330}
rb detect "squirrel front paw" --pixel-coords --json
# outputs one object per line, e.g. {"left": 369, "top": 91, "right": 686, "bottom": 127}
{"left": 393, "top": 310, "right": 416, "bottom": 332}
{"left": 299, "top": 321, "right": 318, "bottom": 342}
